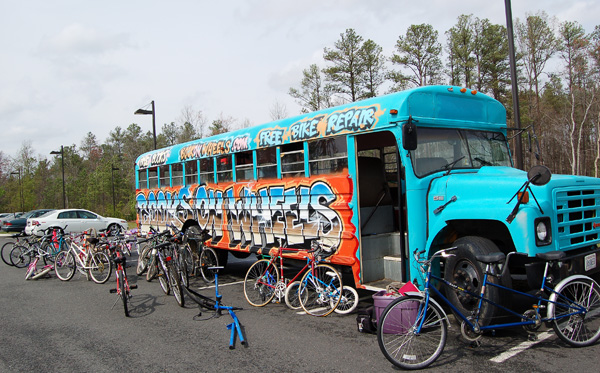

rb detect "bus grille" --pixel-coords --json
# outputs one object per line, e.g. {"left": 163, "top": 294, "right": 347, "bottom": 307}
{"left": 554, "top": 187, "right": 600, "bottom": 251}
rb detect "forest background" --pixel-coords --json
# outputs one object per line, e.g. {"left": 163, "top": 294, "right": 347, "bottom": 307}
{"left": 1, "top": 11, "right": 599, "bottom": 221}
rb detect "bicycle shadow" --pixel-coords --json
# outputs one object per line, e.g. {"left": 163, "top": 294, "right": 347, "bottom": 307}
{"left": 125, "top": 291, "right": 163, "bottom": 318}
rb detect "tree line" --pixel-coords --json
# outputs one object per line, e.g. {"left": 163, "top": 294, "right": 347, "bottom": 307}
{"left": 0, "top": 11, "right": 598, "bottom": 220}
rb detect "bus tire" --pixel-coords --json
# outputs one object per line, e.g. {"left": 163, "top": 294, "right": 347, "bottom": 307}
{"left": 443, "top": 236, "right": 507, "bottom": 326}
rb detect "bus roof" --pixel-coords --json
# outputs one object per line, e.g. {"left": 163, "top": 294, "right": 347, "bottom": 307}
{"left": 135, "top": 85, "right": 506, "bottom": 169}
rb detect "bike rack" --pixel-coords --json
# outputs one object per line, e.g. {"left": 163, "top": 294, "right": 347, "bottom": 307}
{"left": 184, "top": 267, "right": 246, "bottom": 349}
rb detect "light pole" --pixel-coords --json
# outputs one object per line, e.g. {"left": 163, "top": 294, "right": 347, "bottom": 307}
{"left": 135, "top": 100, "right": 157, "bottom": 149}
{"left": 111, "top": 165, "right": 120, "bottom": 215}
{"left": 50, "top": 145, "right": 66, "bottom": 208}
{"left": 10, "top": 169, "right": 24, "bottom": 212}
{"left": 505, "top": 0, "right": 524, "bottom": 170}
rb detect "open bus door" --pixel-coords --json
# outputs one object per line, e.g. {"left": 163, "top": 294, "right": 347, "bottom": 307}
{"left": 354, "top": 131, "right": 405, "bottom": 289}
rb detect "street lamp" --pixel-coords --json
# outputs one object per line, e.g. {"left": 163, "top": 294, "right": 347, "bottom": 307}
{"left": 135, "top": 100, "right": 157, "bottom": 149}
{"left": 111, "top": 165, "right": 120, "bottom": 215}
{"left": 50, "top": 145, "right": 66, "bottom": 209}
{"left": 10, "top": 169, "right": 24, "bottom": 212}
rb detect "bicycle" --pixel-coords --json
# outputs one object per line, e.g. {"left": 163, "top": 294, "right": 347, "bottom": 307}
{"left": 53, "top": 233, "right": 112, "bottom": 284}
{"left": 184, "top": 226, "right": 219, "bottom": 283}
{"left": 24, "top": 245, "right": 54, "bottom": 280}
{"left": 146, "top": 239, "right": 185, "bottom": 307}
{"left": 244, "top": 239, "right": 345, "bottom": 317}
{"left": 377, "top": 247, "right": 600, "bottom": 370}
{"left": 2, "top": 233, "right": 28, "bottom": 266}
{"left": 109, "top": 240, "right": 137, "bottom": 317}
{"left": 185, "top": 266, "right": 246, "bottom": 349}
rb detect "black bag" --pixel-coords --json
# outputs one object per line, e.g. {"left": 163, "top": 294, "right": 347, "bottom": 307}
{"left": 356, "top": 306, "right": 375, "bottom": 334}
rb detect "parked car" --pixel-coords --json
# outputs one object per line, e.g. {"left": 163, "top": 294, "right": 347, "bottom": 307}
{"left": 2, "top": 209, "right": 54, "bottom": 233}
{"left": 27, "top": 209, "right": 128, "bottom": 236}
{"left": 0, "top": 212, "right": 23, "bottom": 230}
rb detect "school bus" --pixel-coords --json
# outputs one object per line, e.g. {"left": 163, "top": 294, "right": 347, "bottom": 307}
{"left": 135, "top": 85, "right": 600, "bottom": 318}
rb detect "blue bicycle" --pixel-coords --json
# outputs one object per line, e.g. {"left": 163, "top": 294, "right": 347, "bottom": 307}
{"left": 377, "top": 247, "right": 600, "bottom": 370}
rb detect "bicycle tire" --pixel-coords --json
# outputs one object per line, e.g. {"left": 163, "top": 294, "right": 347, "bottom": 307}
{"left": 10, "top": 245, "right": 31, "bottom": 268}
{"left": 199, "top": 247, "right": 219, "bottom": 283}
{"left": 1, "top": 241, "right": 16, "bottom": 266}
{"left": 335, "top": 286, "right": 359, "bottom": 314}
{"left": 54, "top": 250, "right": 76, "bottom": 281}
{"left": 117, "top": 270, "right": 129, "bottom": 317}
{"left": 89, "top": 251, "right": 112, "bottom": 284}
{"left": 168, "top": 262, "right": 185, "bottom": 307}
{"left": 137, "top": 244, "right": 151, "bottom": 276}
{"left": 299, "top": 264, "right": 342, "bottom": 317}
{"left": 146, "top": 254, "right": 157, "bottom": 281}
{"left": 243, "top": 259, "right": 278, "bottom": 307}
{"left": 378, "top": 295, "right": 447, "bottom": 370}
{"left": 550, "top": 277, "right": 600, "bottom": 347}
{"left": 179, "top": 257, "right": 189, "bottom": 288}
{"left": 284, "top": 280, "right": 304, "bottom": 310}
{"left": 158, "top": 260, "right": 170, "bottom": 295}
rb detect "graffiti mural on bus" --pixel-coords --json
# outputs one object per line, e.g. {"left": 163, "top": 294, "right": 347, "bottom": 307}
{"left": 136, "top": 176, "right": 354, "bottom": 253}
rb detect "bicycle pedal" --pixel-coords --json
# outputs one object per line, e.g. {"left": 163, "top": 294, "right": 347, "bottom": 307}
{"left": 130, "top": 284, "right": 138, "bottom": 290}
{"left": 109, "top": 288, "right": 117, "bottom": 293}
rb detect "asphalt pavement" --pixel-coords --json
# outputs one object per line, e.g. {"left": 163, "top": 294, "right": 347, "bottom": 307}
{"left": 1, "top": 235, "right": 599, "bottom": 372}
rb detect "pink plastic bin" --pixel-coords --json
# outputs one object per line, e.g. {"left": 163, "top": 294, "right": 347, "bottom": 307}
{"left": 373, "top": 284, "right": 419, "bottom": 334}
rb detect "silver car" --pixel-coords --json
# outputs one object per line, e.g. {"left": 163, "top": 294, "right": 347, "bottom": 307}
{"left": 27, "top": 209, "right": 128, "bottom": 236}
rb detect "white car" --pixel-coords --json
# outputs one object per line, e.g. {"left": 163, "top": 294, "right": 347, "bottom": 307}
{"left": 26, "top": 209, "right": 128, "bottom": 236}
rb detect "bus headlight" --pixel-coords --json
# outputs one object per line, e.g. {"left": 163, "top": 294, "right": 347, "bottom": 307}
{"left": 534, "top": 217, "right": 551, "bottom": 246}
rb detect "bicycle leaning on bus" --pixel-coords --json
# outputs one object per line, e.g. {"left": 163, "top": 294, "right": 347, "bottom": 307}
{"left": 377, "top": 247, "right": 600, "bottom": 370}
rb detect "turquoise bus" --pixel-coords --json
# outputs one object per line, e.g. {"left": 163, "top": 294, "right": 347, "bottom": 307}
{"left": 135, "top": 85, "right": 600, "bottom": 318}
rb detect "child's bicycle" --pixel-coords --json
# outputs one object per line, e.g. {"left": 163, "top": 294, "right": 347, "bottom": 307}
{"left": 377, "top": 247, "right": 600, "bottom": 370}
{"left": 25, "top": 246, "right": 54, "bottom": 280}
{"left": 184, "top": 266, "right": 246, "bottom": 349}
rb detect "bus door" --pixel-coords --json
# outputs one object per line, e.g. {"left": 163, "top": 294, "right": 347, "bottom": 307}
{"left": 355, "top": 131, "right": 404, "bottom": 287}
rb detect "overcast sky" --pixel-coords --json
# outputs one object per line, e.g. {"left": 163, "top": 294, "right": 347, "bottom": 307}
{"left": 1, "top": 0, "right": 598, "bottom": 160}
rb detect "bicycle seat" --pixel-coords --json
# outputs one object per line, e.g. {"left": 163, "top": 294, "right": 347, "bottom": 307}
{"left": 536, "top": 251, "right": 565, "bottom": 261}
{"left": 114, "top": 256, "right": 126, "bottom": 265}
{"left": 476, "top": 252, "right": 506, "bottom": 264}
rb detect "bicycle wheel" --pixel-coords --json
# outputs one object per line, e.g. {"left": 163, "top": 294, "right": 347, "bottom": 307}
{"left": 137, "top": 244, "right": 152, "bottom": 276}
{"left": 243, "top": 259, "right": 278, "bottom": 307}
{"left": 284, "top": 280, "right": 304, "bottom": 310}
{"left": 378, "top": 295, "right": 447, "bottom": 370}
{"left": 54, "top": 250, "right": 76, "bottom": 281}
{"left": 146, "top": 254, "right": 157, "bottom": 281}
{"left": 199, "top": 247, "right": 219, "bottom": 283}
{"left": 117, "top": 270, "right": 129, "bottom": 317}
{"left": 89, "top": 251, "right": 112, "bottom": 284}
{"left": 550, "top": 277, "right": 600, "bottom": 347}
{"left": 1, "top": 241, "right": 16, "bottom": 266}
{"left": 179, "top": 256, "right": 189, "bottom": 288}
{"left": 299, "top": 264, "right": 342, "bottom": 317}
{"left": 158, "top": 260, "right": 170, "bottom": 295}
{"left": 335, "top": 286, "right": 359, "bottom": 314}
{"left": 10, "top": 245, "right": 31, "bottom": 268}
{"left": 168, "top": 262, "right": 185, "bottom": 307}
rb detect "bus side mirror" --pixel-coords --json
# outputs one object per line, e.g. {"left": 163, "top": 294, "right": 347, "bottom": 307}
{"left": 402, "top": 119, "right": 418, "bottom": 151}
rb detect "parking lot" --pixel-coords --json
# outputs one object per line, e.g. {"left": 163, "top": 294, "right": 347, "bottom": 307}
{"left": 1, "top": 235, "right": 599, "bottom": 372}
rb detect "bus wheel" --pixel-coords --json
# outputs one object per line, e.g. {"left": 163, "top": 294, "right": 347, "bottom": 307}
{"left": 443, "top": 236, "right": 508, "bottom": 326}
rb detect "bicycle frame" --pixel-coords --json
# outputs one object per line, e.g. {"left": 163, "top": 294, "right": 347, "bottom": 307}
{"left": 416, "top": 252, "right": 589, "bottom": 334}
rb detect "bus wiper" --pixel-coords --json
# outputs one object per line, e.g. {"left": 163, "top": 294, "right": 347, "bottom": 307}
{"left": 442, "top": 156, "right": 465, "bottom": 176}
{"left": 474, "top": 157, "right": 492, "bottom": 166}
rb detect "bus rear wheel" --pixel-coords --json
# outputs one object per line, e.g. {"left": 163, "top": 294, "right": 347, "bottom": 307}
{"left": 444, "top": 236, "right": 509, "bottom": 325}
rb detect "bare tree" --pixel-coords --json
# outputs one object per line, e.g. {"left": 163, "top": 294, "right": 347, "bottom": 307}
{"left": 269, "top": 100, "right": 288, "bottom": 121}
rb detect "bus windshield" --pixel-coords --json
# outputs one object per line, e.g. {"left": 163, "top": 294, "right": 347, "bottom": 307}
{"left": 410, "top": 128, "right": 512, "bottom": 177}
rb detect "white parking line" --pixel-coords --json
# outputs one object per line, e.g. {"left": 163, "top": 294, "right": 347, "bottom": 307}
{"left": 196, "top": 280, "right": 244, "bottom": 290}
{"left": 489, "top": 331, "right": 554, "bottom": 363}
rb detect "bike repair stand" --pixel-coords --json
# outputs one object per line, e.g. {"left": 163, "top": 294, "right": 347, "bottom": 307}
{"left": 185, "top": 266, "right": 246, "bottom": 349}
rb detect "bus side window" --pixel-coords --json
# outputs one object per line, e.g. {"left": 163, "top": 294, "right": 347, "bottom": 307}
{"left": 257, "top": 148, "right": 277, "bottom": 179}
{"left": 185, "top": 160, "right": 198, "bottom": 186}
{"left": 308, "top": 136, "right": 348, "bottom": 175}
{"left": 138, "top": 169, "right": 148, "bottom": 189}
{"left": 148, "top": 167, "right": 158, "bottom": 189}
{"left": 172, "top": 163, "right": 183, "bottom": 186}
{"left": 200, "top": 158, "right": 214, "bottom": 184}
{"left": 235, "top": 151, "right": 254, "bottom": 181}
{"left": 217, "top": 155, "right": 233, "bottom": 183}
{"left": 281, "top": 142, "right": 304, "bottom": 178}
{"left": 160, "top": 165, "right": 170, "bottom": 187}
